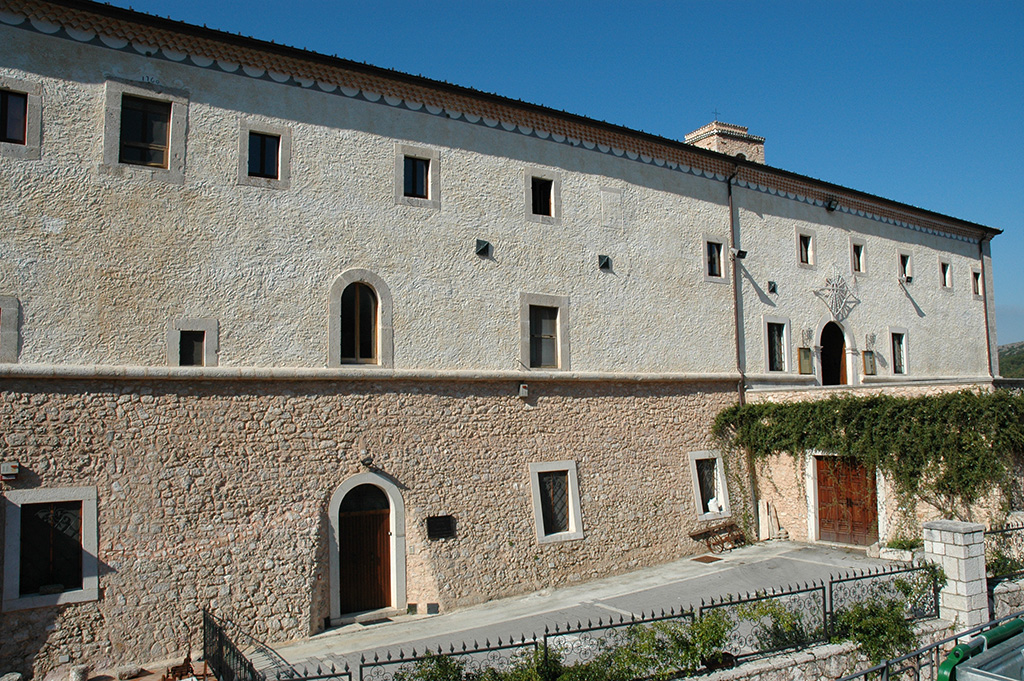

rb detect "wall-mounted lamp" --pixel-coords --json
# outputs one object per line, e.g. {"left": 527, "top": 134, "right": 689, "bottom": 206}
{"left": 360, "top": 456, "right": 374, "bottom": 469}
{"left": 902, "top": 275, "right": 913, "bottom": 284}
{"left": 826, "top": 199, "right": 839, "bottom": 212}
{"left": 598, "top": 254, "right": 612, "bottom": 271}
{"left": 729, "top": 248, "right": 747, "bottom": 259}
{"left": 475, "top": 239, "right": 492, "bottom": 257}
{"left": 767, "top": 281, "right": 778, "bottom": 294}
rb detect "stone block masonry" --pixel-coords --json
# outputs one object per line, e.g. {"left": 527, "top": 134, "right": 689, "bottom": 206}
{"left": 0, "top": 376, "right": 740, "bottom": 678}
{"left": 924, "top": 519, "right": 988, "bottom": 627}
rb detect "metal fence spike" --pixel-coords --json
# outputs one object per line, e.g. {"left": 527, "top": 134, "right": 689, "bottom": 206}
{"left": 360, "top": 655, "right": 366, "bottom": 664}
{"left": 317, "top": 665, "right": 323, "bottom": 674}
{"left": 544, "top": 625, "right": 549, "bottom": 634}
{"left": 385, "top": 653, "right": 391, "bottom": 662}
{"left": 575, "top": 620, "right": 581, "bottom": 630}
{"left": 398, "top": 651, "right": 405, "bottom": 661}
{"left": 497, "top": 637, "right": 503, "bottom": 646}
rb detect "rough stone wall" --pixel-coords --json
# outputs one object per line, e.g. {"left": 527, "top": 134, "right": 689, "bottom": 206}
{"left": 991, "top": 580, "right": 1024, "bottom": 620}
{"left": 0, "top": 376, "right": 739, "bottom": 678}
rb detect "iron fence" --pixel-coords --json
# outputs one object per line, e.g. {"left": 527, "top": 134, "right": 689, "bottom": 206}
{"left": 206, "top": 562, "right": 941, "bottom": 681}
{"left": 837, "top": 608, "right": 1024, "bottom": 681}
{"left": 985, "top": 521, "right": 1024, "bottom": 585}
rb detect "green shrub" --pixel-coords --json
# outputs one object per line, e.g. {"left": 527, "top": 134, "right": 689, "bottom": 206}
{"left": 737, "top": 598, "right": 814, "bottom": 650}
{"left": 832, "top": 599, "right": 917, "bottom": 664}
{"left": 885, "top": 537, "right": 923, "bottom": 551}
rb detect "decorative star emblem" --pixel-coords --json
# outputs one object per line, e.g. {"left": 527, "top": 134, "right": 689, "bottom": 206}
{"left": 815, "top": 264, "right": 859, "bottom": 320}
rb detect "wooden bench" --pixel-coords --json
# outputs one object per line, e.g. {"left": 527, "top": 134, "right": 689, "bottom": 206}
{"left": 690, "top": 523, "right": 746, "bottom": 554}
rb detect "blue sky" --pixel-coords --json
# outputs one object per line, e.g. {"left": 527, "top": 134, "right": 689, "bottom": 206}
{"left": 107, "top": 1, "right": 1024, "bottom": 344}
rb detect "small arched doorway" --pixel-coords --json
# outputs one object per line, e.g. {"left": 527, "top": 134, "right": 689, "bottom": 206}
{"left": 338, "top": 484, "right": 391, "bottom": 614}
{"left": 820, "top": 322, "right": 847, "bottom": 386}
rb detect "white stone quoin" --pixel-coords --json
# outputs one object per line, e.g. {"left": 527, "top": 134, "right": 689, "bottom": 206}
{"left": 924, "top": 519, "right": 988, "bottom": 627}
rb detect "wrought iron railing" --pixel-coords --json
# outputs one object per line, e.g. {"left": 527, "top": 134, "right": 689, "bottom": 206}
{"left": 837, "top": 608, "right": 1024, "bottom": 681}
{"left": 206, "top": 562, "right": 941, "bottom": 681}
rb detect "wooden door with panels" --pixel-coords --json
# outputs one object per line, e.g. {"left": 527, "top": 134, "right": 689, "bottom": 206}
{"left": 816, "top": 456, "right": 877, "bottom": 545}
{"left": 338, "top": 484, "right": 391, "bottom": 614}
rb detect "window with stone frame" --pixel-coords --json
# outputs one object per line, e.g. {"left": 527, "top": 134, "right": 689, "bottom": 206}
{"left": 891, "top": 331, "right": 907, "bottom": 375}
{"left": 3, "top": 487, "right": 99, "bottom": 611}
{"left": 248, "top": 131, "right": 280, "bottom": 179}
{"left": 403, "top": 155, "right": 430, "bottom": 199}
{"left": 528, "top": 461, "right": 583, "bottom": 543}
{"left": 531, "top": 177, "right": 553, "bottom": 216}
{"left": 706, "top": 241, "right": 723, "bottom": 278}
{"left": 767, "top": 322, "right": 787, "bottom": 372}
{"left": 688, "top": 451, "right": 730, "bottom": 520}
{"left": 529, "top": 305, "right": 559, "bottom": 368}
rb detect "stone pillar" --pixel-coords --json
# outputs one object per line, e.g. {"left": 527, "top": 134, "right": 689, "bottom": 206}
{"left": 924, "top": 519, "right": 988, "bottom": 627}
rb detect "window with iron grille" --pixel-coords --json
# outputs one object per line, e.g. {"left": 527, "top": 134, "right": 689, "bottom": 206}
{"left": 538, "top": 471, "right": 569, "bottom": 535}
{"left": 119, "top": 95, "right": 171, "bottom": 168}
{"left": 20, "top": 501, "right": 83, "bottom": 597}
{"left": 528, "top": 461, "right": 582, "bottom": 543}
{"left": 426, "top": 515, "right": 456, "bottom": 540}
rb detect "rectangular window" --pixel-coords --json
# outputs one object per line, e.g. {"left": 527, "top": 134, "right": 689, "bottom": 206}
{"left": 891, "top": 332, "right": 906, "bottom": 375}
{"left": 531, "top": 177, "right": 553, "bottom": 216}
{"left": 20, "top": 501, "right": 83, "bottom": 597}
{"left": 973, "top": 270, "right": 983, "bottom": 297}
{"left": 899, "top": 253, "right": 912, "bottom": 281}
{"left": 3, "top": 487, "right": 99, "bottom": 611}
{"left": 119, "top": 95, "right": 171, "bottom": 168}
{"left": 798, "top": 234, "right": 812, "bottom": 265}
{"left": 706, "top": 241, "right": 723, "bottom": 278}
{"left": 529, "top": 305, "right": 559, "bottom": 368}
{"left": 403, "top": 156, "right": 429, "bottom": 199}
{"left": 767, "top": 322, "right": 786, "bottom": 372}
{"left": 528, "top": 461, "right": 583, "bottom": 543}
{"left": 798, "top": 347, "right": 814, "bottom": 375}
{"left": 179, "top": 330, "right": 205, "bottom": 366}
{"left": 852, "top": 243, "right": 864, "bottom": 273}
{"left": 0, "top": 89, "right": 27, "bottom": 145}
{"left": 688, "top": 451, "right": 730, "bottom": 520}
{"left": 248, "top": 132, "right": 280, "bottom": 179}
{"left": 862, "top": 350, "right": 877, "bottom": 376}
{"left": 538, "top": 471, "right": 569, "bottom": 535}
{"left": 939, "top": 261, "right": 952, "bottom": 288}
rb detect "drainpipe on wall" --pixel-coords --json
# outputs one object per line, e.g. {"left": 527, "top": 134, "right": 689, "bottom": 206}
{"left": 727, "top": 167, "right": 746, "bottom": 406}
{"left": 979, "top": 235, "right": 995, "bottom": 378}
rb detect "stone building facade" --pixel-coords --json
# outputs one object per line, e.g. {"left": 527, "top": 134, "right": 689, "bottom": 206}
{"left": 0, "top": 0, "right": 1001, "bottom": 677}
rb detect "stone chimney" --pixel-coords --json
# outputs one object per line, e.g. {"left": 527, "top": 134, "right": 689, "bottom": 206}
{"left": 685, "top": 121, "right": 765, "bottom": 163}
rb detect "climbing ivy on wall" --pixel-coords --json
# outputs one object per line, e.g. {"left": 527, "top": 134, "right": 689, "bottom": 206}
{"left": 712, "top": 390, "right": 1024, "bottom": 521}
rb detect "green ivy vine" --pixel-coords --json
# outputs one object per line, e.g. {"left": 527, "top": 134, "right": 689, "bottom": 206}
{"left": 712, "top": 390, "right": 1024, "bottom": 521}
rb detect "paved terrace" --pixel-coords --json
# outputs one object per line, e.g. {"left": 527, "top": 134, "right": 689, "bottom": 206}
{"left": 268, "top": 541, "right": 890, "bottom": 673}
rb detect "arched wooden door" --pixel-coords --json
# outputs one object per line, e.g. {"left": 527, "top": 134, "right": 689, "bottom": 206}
{"left": 338, "top": 484, "right": 391, "bottom": 614}
{"left": 816, "top": 457, "right": 878, "bottom": 546}
{"left": 820, "top": 322, "right": 847, "bottom": 386}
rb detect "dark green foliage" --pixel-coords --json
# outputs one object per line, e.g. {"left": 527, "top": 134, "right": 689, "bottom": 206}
{"left": 713, "top": 390, "right": 1024, "bottom": 520}
{"left": 832, "top": 599, "right": 917, "bottom": 665}
{"left": 737, "top": 599, "right": 815, "bottom": 650}
{"left": 885, "top": 537, "right": 923, "bottom": 551}
{"left": 1000, "top": 343, "right": 1024, "bottom": 379}
{"left": 396, "top": 653, "right": 466, "bottom": 681}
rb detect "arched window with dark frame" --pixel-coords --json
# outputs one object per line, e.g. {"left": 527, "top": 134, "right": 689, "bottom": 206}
{"left": 340, "top": 282, "right": 378, "bottom": 363}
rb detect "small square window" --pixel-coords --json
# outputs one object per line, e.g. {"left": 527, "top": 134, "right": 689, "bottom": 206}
{"left": 425, "top": 515, "right": 456, "bottom": 540}
{"left": 404, "top": 156, "right": 429, "bottom": 199}
{"left": 119, "top": 95, "right": 171, "bottom": 168}
{"left": 891, "top": 332, "right": 906, "bottom": 375}
{"left": 862, "top": 350, "right": 877, "bottom": 376}
{"left": 1, "top": 89, "right": 27, "bottom": 145}
{"left": 706, "top": 241, "right": 723, "bottom": 278}
{"left": 179, "top": 330, "right": 205, "bottom": 366}
{"left": 529, "top": 461, "right": 583, "bottom": 543}
{"left": 529, "top": 305, "right": 559, "bottom": 368}
{"left": 851, "top": 241, "right": 866, "bottom": 274}
{"left": 688, "top": 451, "right": 730, "bottom": 520}
{"left": 767, "top": 321, "right": 787, "bottom": 372}
{"left": 248, "top": 132, "right": 280, "bottom": 179}
{"left": 168, "top": 318, "right": 218, "bottom": 367}
{"left": 798, "top": 347, "right": 814, "bottom": 375}
{"left": 531, "top": 177, "right": 553, "bottom": 216}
